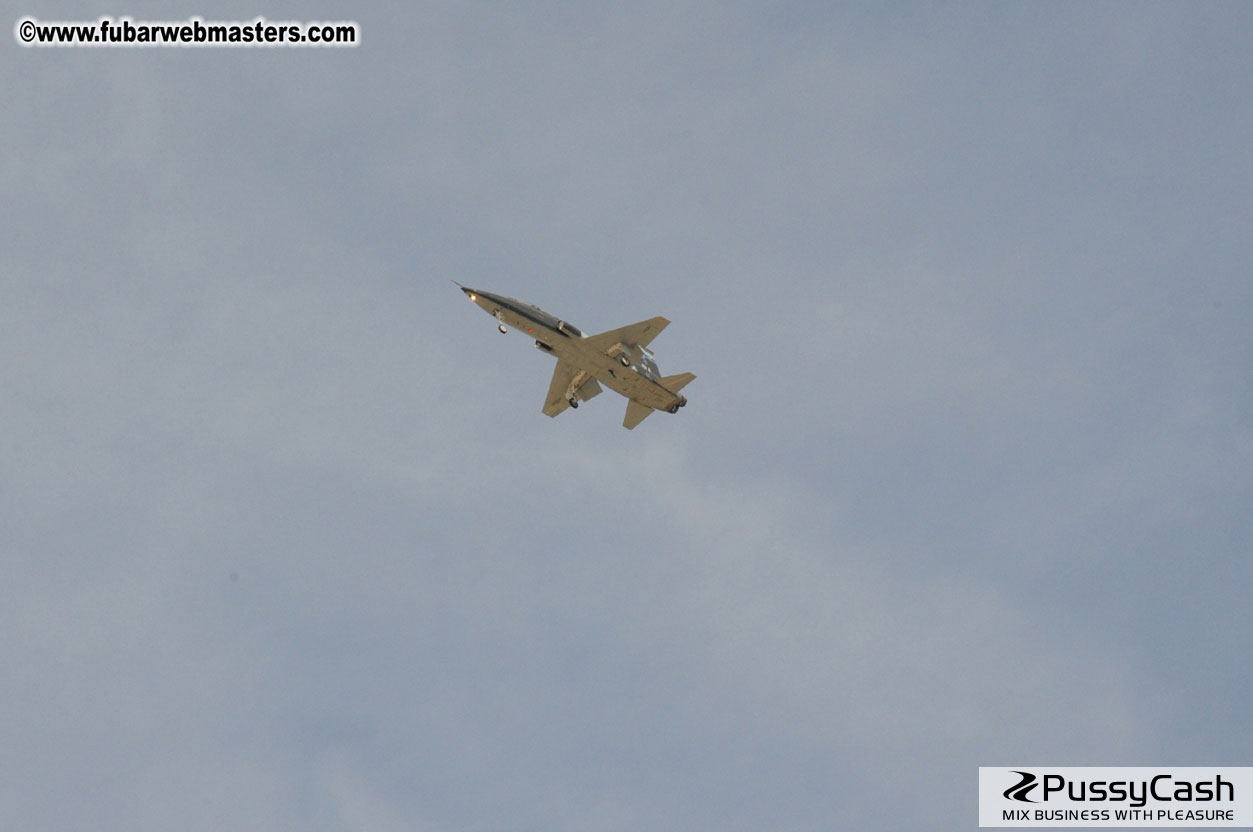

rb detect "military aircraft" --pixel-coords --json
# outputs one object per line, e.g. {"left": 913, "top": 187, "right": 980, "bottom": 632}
{"left": 458, "top": 285, "right": 694, "bottom": 429}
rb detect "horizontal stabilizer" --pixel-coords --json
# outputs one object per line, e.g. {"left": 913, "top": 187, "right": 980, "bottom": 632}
{"left": 623, "top": 400, "right": 654, "bottom": 430}
{"left": 659, "top": 372, "right": 696, "bottom": 394}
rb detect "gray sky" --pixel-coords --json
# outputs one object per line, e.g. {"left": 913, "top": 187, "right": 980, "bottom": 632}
{"left": 4, "top": 2, "right": 1251, "bottom": 829}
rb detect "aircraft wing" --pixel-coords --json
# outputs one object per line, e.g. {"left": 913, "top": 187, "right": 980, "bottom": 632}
{"left": 583, "top": 316, "right": 669, "bottom": 354}
{"left": 542, "top": 359, "right": 601, "bottom": 417}
{"left": 543, "top": 360, "right": 578, "bottom": 417}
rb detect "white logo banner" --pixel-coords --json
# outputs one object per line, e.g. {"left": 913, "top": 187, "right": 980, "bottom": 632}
{"left": 979, "top": 768, "right": 1253, "bottom": 827}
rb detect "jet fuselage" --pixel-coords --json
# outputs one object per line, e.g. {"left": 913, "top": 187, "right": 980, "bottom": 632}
{"left": 461, "top": 286, "right": 689, "bottom": 418}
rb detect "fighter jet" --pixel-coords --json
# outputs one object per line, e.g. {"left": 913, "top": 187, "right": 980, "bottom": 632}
{"left": 458, "top": 285, "right": 694, "bottom": 429}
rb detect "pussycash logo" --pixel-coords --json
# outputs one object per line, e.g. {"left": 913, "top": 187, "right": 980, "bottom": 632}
{"left": 1001, "top": 771, "right": 1233, "bottom": 808}
{"left": 1003, "top": 771, "right": 1039, "bottom": 803}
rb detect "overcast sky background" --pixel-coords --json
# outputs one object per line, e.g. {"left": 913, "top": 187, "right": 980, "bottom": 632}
{"left": 4, "top": 2, "right": 1251, "bottom": 830}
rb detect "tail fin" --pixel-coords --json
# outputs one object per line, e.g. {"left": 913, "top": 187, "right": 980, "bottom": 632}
{"left": 624, "top": 400, "right": 653, "bottom": 430}
{"left": 659, "top": 372, "right": 696, "bottom": 393}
